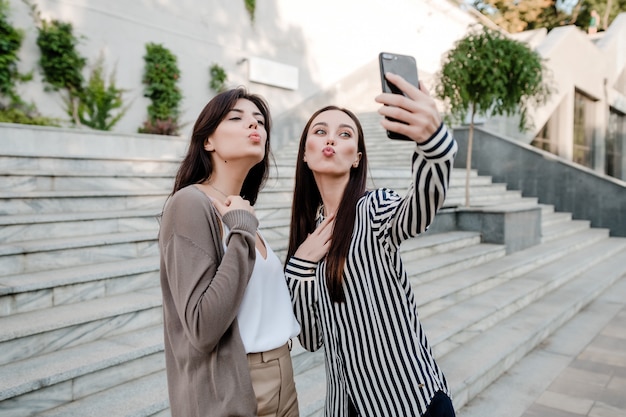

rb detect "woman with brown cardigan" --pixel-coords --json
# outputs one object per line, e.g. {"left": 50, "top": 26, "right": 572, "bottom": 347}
{"left": 158, "top": 88, "right": 304, "bottom": 417}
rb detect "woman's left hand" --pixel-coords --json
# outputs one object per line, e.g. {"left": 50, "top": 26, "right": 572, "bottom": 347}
{"left": 212, "top": 195, "right": 256, "bottom": 218}
{"left": 375, "top": 72, "right": 442, "bottom": 144}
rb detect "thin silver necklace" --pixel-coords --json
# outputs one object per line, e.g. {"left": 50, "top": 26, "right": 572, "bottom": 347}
{"left": 208, "top": 183, "right": 229, "bottom": 199}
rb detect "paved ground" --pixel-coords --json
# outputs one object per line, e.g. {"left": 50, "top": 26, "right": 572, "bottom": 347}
{"left": 521, "top": 303, "right": 626, "bottom": 417}
{"left": 459, "top": 274, "right": 626, "bottom": 417}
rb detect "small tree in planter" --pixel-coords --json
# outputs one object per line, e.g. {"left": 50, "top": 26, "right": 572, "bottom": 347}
{"left": 435, "top": 25, "right": 553, "bottom": 206}
{"left": 77, "top": 54, "right": 130, "bottom": 131}
{"left": 139, "top": 43, "right": 183, "bottom": 135}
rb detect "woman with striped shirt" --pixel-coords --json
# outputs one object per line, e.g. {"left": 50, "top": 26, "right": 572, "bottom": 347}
{"left": 285, "top": 72, "right": 457, "bottom": 416}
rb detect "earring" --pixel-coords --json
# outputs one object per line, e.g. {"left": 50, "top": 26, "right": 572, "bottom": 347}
{"left": 353, "top": 162, "right": 359, "bottom": 168}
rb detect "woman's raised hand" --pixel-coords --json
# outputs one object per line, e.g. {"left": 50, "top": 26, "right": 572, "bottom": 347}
{"left": 375, "top": 72, "right": 442, "bottom": 144}
{"left": 294, "top": 213, "right": 335, "bottom": 263}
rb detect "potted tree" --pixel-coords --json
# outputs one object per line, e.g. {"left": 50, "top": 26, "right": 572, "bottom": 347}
{"left": 435, "top": 25, "right": 553, "bottom": 206}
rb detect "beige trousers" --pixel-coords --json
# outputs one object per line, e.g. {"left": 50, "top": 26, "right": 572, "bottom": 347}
{"left": 248, "top": 343, "right": 299, "bottom": 417}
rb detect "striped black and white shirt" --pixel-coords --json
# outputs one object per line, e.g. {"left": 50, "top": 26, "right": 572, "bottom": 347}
{"left": 286, "top": 124, "right": 457, "bottom": 417}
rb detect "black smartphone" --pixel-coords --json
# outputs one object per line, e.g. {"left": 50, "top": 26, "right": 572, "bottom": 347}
{"left": 378, "top": 52, "right": 419, "bottom": 141}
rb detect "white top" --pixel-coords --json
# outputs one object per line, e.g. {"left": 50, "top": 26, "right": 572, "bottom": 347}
{"left": 223, "top": 225, "right": 300, "bottom": 353}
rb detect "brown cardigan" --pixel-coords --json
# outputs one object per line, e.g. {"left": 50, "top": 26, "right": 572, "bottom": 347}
{"left": 159, "top": 185, "right": 258, "bottom": 417}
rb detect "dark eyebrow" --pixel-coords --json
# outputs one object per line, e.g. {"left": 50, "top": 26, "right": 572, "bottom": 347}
{"left": 339, "top": 123, "right": 355, "bottom": 132}
{"left": 311, "top": 121, "right": 355, "bottom": 133}
{"left": 230, "top": 108, "right": 265, "bottom": 119}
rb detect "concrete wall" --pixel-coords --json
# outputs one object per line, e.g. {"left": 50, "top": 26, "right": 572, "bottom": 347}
{"left": 482, "top": 14, "right": 626, "bottom": 180}
{"left": 453, "top": 126, "right": 626, "bottom": 237}
{"left": 0, "top": 122, "right": 188, "bottom": 160}
{"left": 6, "top": 0, "right": 476, "bottom": 138}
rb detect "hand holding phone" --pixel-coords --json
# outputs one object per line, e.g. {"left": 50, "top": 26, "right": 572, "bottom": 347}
{"left": 378, "top": 52, "right": 419, "bottom": 141}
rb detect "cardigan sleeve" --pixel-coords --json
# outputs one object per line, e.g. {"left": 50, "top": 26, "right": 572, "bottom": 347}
{"left": 370, "top": 123, "right": 457, "bottom": 250}
{"left": 285, "top": 256, "right": 323, "bottom": 352}
{"left": 160, "top": 188, "right": 258, "bottom": 353}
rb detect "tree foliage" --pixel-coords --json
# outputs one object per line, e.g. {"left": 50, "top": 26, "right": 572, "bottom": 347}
{"left": 472, "top": 0, "right": 626, "bottom": 33}
{"left": 436, "top": 25, "right": 552, "bottom": 131}
{"left": 472, "top": 0, "right": 553, "bottom": 32}
{"left": 435, "top": 25, "right": 553, "bottom": 206}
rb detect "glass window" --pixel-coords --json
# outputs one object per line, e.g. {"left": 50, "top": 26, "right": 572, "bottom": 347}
{"left": 573, "top": 91, "right": 594, "bottom": 168}
{"left": 606, "top": 108, "right": 625, "bottom": 179}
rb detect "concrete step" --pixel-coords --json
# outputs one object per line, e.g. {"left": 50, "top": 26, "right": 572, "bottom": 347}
{"left": 0, "top": 209, "right": 160, "bottom": 244}
{"left": 457, "top": 274, "right": 626, "bottom": 417}
{"left": 0, "top": 171, "right": 173, "bottom": 192}
{"left": 541, "top": 218, "right": 592, "bottom": 243}
{"left": 0, "top": 289, "right": 162, "bottom": 366}
{"left": 34, "top": 370, "right": 169, "bottom": 417}
{"left": 401, "top": 231, "right": 482, "bottom": 259}
{"left": 540, "top": 210, "right": 572, "bottom": 227}
{"left": 407, "top": 242, "right": 506, "bottom": 285}
{"left": 441, "top": 244, "right": 626, "bottom": 411}
{"left": 0, "top": 155, "right": 180, "bottom": 176}
{"left": 415, "top": 228, "right": 611, "bottom": 319}
{"left": 0, "top": 256, "right": 159, "bottom": 316}
{"left": 0, "top": 190, "right": 167, "bottom": 215}
{"left": 428, "top": 237, "right": 626, "bottom": 359}
{"left": 0, "top": 325, "right": 165, "bottom": 417}
{"left": 0, "top": 231, "right": 159, "bottom": 276}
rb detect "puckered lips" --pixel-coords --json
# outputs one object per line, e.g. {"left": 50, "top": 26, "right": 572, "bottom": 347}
{"left": 249, "top": 132, "right": 261, "bottom": 143}
{"left": 322, "top": 146, "right": 335, "bottom": 157}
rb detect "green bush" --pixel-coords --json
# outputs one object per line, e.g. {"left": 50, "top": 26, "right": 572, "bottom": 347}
{"left": 139, "top": 42, "right": 182, "bottom": 135}
{"left": 0, "top": 102, "right": 60, "bottom": 126}
{"left": 244, "top": 0, "right": 255, "bottom": 22}
{"left": 209, "top": 63, "right": 227, "bottom": 93}
{"left": 0, "top": 0, "right": 59, "bottom": 126}
{"left": 0, "top": 0, "right": 31, "bottom": 104}
{"left": 36, "top": 18, "right": 86, "bottom": 123}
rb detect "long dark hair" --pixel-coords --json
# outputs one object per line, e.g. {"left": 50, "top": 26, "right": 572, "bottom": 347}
{"left": 286, "top": 106, "right": 368, "bottom": 303}
{"left": 170, "top": 87, "right": 272, "bottom": 205}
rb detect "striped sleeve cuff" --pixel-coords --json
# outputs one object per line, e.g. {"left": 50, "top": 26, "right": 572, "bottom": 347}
{"left": 416, "top": 123, "right": 457, "bottom": 160}
{"left": 285, "top": 257, "right": 318, "bottom": 279}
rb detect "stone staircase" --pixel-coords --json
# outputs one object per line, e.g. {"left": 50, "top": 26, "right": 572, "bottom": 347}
{"left": 0, "top": 114, "right": 625, "bottom": 417}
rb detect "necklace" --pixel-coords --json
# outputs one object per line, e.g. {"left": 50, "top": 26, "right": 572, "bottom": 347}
{"left": 208, "top": 183, "right": 229, "bottom": 199}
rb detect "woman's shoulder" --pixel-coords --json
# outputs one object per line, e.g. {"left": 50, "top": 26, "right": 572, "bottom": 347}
{"left": 164, "top": 185, "right": 216, "bottom": 222}
{"left": 169, "top": 184, "right": 210, "bottom": 207}
{"left": 358, "top": 188, "right": 402, "bottom": 214}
